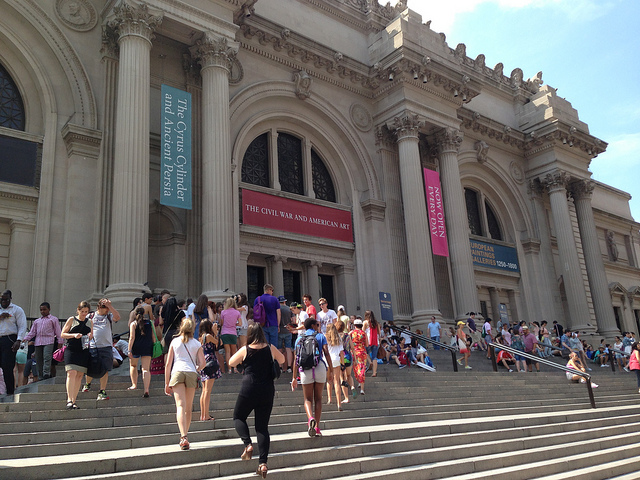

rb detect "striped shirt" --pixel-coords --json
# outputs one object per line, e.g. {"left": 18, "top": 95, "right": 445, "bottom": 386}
{"left": 24, "top": 315, "right": 62, "bottom": 346}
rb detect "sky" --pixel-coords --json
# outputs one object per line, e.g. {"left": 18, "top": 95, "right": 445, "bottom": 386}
{"left": 408, "top": 0, "right": 640, "bottom": 222}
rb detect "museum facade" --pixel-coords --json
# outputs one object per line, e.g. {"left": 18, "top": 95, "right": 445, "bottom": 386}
{"left": 0, "top": 0, "right": 638, "bottom": 337}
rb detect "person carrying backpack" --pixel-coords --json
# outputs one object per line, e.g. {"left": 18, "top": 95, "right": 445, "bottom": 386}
{"left": 291, "top": 317, "right": 334, "bottom": 437}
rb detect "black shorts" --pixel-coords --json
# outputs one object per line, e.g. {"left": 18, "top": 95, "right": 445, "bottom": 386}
{"left": 525, "top": 356, "right": 538, "bottom": 365}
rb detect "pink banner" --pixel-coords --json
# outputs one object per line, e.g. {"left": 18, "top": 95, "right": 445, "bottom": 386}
{"left": 423, "top": 169, "right": 449, "bottom": 257}
{"left": 242, "top": 189, "right": 353, "bottom": 242}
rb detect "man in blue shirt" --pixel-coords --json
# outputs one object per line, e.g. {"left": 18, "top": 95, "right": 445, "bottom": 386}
{"left": 426, "top": 316, "right": 441, "bottom": 349}
{"left": 254, "top": 284, "right": 281, "bottom": 346}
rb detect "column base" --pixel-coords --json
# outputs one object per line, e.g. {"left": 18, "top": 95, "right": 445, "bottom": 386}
{"left": 596, "top": 327, "right": 622, "bottom": 341}
{"left": 202, "top": 289, "right": 237, "bottom": 304}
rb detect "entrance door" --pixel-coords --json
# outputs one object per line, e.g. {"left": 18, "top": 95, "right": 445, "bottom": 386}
{"left": 283, "top": 270, "right": 301, "bottom": 304}
{"left": 319, "top": 274, "right": 335, "bottom": 310}
{"left": 247, "top": 266, "right": 265, "bottom": 306}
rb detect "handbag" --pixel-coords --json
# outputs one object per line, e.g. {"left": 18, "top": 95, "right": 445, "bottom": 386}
{"left": 268, "top": 345, "right": 281, "bottom": 380}
{"left": 150, "top": 321, "right": 163, "bottom": 358}
{"left": 53, "top": 345, "right": 66, "bottom": 362}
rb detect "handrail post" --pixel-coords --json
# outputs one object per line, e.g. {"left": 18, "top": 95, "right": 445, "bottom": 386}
{"left": 586, "top": 377, "right": 596, "bottom": 409}
{"left": 611, "top": 356, "right": 616, "bottom": 373}
{"left": 489, "top": 344, "right": 498, "bottom": 372}
{"left": 451, "top": 348, "right": 458, "bottom": 372}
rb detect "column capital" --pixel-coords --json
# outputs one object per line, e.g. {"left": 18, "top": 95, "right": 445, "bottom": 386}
{"left": 527, "top": 179, "right": 545, "bottom": 198}
{"left": 390, "top": 113, "right": 424, "bottom": 142}
{"left": 191, "top": 32, "right": 239, "bottom": 72}
{"left": 539, "top": 170, "right": 570, "bottom": 194}
{"left": 435, "top": 127, "right": 464, "bottom": 154}
{"left": 570, "top": 179, "right": 595, "bottom": 200}
{"left": 271, "top": 254, "right": 287, "bottom": 264}
{"left": 110, "top": 1, "right": 163, "bottom": 45}
{"left": 101, "top": 24, "right": 119, "bottom": 60}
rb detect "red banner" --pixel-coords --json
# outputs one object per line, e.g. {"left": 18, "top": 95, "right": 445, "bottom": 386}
{"left": 423, "top": 169, "right": 449, "bottom": 257}
{"left": 242, "top": 189, "right": 353, "bottom": 242}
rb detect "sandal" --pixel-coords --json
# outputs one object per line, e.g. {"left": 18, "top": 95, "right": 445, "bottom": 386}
{"left": 127, "top": 385, "right": 136, "bottom": 390}
{"left": 256, "top": 463, "right": 268, "bottom": 478}
{"left": 66, "top": 401, "right": 73, "bottom": 410}
{"left": 72, "top": 403, "right": 79, "bottom": 410}
{"left": 241, "top": 444, "right": 253, "bottom": 461}
{"left": 179, "top": 436, "right": 189, "bottom": 450}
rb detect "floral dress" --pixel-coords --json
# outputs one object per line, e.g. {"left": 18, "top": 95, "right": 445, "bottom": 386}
{"left": 199, "top": 336, "right": 222, "bottom": 381}
{"left": 350, "top": 328, "right": 367, "bottom": 384}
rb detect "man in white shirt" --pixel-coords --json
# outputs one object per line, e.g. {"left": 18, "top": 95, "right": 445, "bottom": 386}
{"left": 316, "top": 298, "right": 337, "bottom": 334}
{"left": 0, "top": 290, "right": 27, "bottom": 395}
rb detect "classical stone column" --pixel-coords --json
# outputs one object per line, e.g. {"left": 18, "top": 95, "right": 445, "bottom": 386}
{"left": 7, "top": 221, "right": 35, "bottom": 312}
{"left": 527, "top": 181, "right": 561, "bottom": 324}
{"left": 436, "top": 127, "right": 478, "bottom": 318}
{"left": 541, "top": 171, "right": 591, "bottom": 329}
{"left": 191, "top": 33, "right": 239, "bottom": 301}
{"left": 572, "top": 179, "right": 619, "bottom": 338}
{"left": 270, "top": 255, "right": 285, "bottom": 297}
{"left": 94, "top": 25, "right": 119, "bottom": 298}
{"left": 489, "top": 287, "right": 500, "bottom": 321}
{"left": 391, "top": 114, "right": 440, "bottom": 323}
{"left": 105, "top": 2, "right": 161, "bottom": 306}
{"left": 506, "top": 289, "right": 520, "bottom": 325}
{"left": 306, "top": 261, "right": 320, "bottom": 304}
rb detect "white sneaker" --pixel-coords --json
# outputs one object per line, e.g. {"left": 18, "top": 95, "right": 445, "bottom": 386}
{"left": 591, "top": 383, "right": 598, "bottom": 388}
{"left": 465, "top": 366, "right": 472, "bottom": 369}
{"left": 601, "top": 364, "right": 607, "bottom": 367}
{"left": 508, "top": 369, "right": 514, "bottom": 372}
{"left": 587, "top": 367, "right": 592, "bottom": 371}
{"left": 624, "top": 367, "right": 629, "bottom": 372}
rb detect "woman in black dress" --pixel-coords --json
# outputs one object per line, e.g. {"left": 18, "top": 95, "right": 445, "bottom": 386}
{"left": 128, "top": 307, "right": 153, "bottom": 397}
{"left": 61, "top": 301, "right": 92, "bottom": 409}
{"left": 229, "top": 323, "right": 284, "bottom": 478}
{"left": 160, "top": 297, "right": 186, "bottom": 352}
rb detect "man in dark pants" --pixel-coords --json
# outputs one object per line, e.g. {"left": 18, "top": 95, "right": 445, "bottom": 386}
{"left": 0, "top": 290, "right": 27, "bottom": 395}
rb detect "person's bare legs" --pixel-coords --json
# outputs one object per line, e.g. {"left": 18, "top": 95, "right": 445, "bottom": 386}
{"left": 332, "top": 370, "right": 342, "bottom": 409}
{"left": 200, "top": 378, "right": 215, "bottom": 420}
{"left": 172, "top": 383, "right": 196, "bottom": 437}
{"left": 129, "top": 357, "right": 139, "bottom": 389}
{"left": 140, "top": 356, "right": 151, "bottom": 395}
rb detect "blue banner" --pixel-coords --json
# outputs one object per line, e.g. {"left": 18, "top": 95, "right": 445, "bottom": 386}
{"left": 469, "top": 239, "right": 520, "bottom": 273}
{"left": 379, "top": 292, "right": 394, "bottom": 322}
{"left": 161, "top": 84, "right": 192, "bottom": 210}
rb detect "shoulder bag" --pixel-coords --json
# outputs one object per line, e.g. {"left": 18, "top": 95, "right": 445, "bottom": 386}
{"left": 150, "top": 320, "right": 163, "bottom": 358}
{"left": 268, "top": 345, "right": 281, "bottom": 380}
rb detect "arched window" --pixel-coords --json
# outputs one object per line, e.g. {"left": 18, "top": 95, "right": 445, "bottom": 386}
{"left": 241, "top": 130, "right": 336, "bottom": 203}
{"left": 311, "top": 149, "right": 336, "bottom": 202}
{"left": 0, "top": 63, "right": 25, "bottom": 130}
{"left": 464, "top": 188, "right": 503, "bottom": 241}
{"left": 277, "top": 133, "right": 303, "bottom": 195}
{"left": 241, "top": 133, "right": 269, "bottom": 187}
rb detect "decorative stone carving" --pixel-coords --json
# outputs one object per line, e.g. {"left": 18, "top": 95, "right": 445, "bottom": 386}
{"left": 55, "top": 0, "right": 97, "bottom": 32}
{"left": 510, "top": 68, "right": 523, "bottom": 89}
{"left": 293, "top": 70, "right": 313, "bottom": 100}
{"left": 493, "top": 62, "right": 504, "bottom": 80}
{"left": 454, "top": 43, "right": 466, "bottom": 62}
{"left": 607, "top": 231, "right": 619, "bottom": 261}
{"left": 475, "top": 54, "right": 485, "bottom": 70}
{"left": 101, "top": 24, "right": 119, "bottom": 60}
{"left": 110, "top": 1, "right": 163, "bottom": 43}
{"left": 374, "top": 125, "right": 395, "bottom": 148}
{"left": 526, "top": 71, "right": 543, "bottom": 93}
{"left": 191, "top": 33, "right": 238, "bottom": 71}
{"left": 350, "top": 103, "right": 372, "bottom": 132}
{"left": 229, "top": 57, "right": 244, "bottom": 85}
{"left": 509, "top": 161, "right": 524, "bottom": 184}
{"left": 391, "top": 114, "right": 424, "bottom": 141}
{"left": 570, "top": 179, "right": 595, "bottom": 200}
{"left": 527, "top": 179, "right": 545, "bottom": 198}
{"left": 436, "top": 127, "right": 463, "bottom": 153}
{"left": 475, "top": 140, "right": 489, "bottom": 163}
{"left": 540, "top": 170, "right": 569, "bottom": 193}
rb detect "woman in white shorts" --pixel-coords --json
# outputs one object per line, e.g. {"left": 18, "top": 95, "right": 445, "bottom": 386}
{"left": 325, "top": 323, "right": 344, "bottom": 410}
{"left": 291, "top": 317, "right": 334, "bottom": 436}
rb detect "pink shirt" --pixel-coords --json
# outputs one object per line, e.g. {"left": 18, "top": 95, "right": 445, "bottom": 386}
{"left": 24, "top": 315, "right": 62, "bottom": 346}
{"left": 220, "top": 308, "right": 241, "bottom": 336}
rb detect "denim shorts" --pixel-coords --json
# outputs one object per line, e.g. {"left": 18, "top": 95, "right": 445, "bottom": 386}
{"left": 278, "top": 332, "right": 293, "bottom": 349}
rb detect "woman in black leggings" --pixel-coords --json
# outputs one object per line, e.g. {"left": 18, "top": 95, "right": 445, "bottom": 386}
{"left": 229, "top": 323, "right": 284, "bottom": 477}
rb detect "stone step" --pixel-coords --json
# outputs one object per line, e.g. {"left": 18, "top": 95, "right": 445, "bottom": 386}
{"left": 2, "top": 405, "right": 639, "bottom": 479}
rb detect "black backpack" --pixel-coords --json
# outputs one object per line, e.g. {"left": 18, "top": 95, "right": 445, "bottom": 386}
{"left": 296, "top": 332, "right": 321, "bottom": 370}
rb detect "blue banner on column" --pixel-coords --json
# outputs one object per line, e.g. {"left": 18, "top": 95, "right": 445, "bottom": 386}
{"left": 379, "top": 292, "right": 394, "bottom": 322}
{"left": 160, "top": 84, "right": 192, "bottom": 210}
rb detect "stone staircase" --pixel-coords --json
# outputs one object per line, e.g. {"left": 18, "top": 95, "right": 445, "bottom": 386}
{"left": 1, "top": 362, "right": 640, "bottom": 479}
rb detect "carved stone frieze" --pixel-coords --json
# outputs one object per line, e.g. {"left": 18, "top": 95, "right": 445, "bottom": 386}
{"left": 191, "top": 32, "right": 239, "bottom": 71}
{"left": 509, "top": 161, "right": 525, "bottom": 184}
{"left": 55, "top": 0, "right": 97, "bottom": 32}
{"left": 110, "top": 1, "right": 163, "bottom": 44}
{"left": 435, "top": 127, "right": 463, "bottom": 154}
{"left": 458, "top": 110, "right": 526, "bottom": 150}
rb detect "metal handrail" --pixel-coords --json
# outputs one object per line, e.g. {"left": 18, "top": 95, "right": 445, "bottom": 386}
{"left": 487, "top": 341, "right": 596, "bottom": 408}
{"left": 390, "top": 324, "right": 459, "bottom": 372}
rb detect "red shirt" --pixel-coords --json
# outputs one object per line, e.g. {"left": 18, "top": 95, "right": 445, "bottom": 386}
{"left": 306, "top": 304, "right": 317, "bottom": 318}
